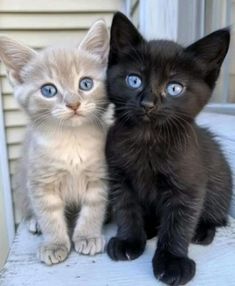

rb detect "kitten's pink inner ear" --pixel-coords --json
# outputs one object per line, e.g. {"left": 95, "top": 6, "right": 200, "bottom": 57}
{"left": 0, "top": 36, "right": 37, "bottom": 86}
{"left": 79, "top": 20, "right": 109, "bottom": 61}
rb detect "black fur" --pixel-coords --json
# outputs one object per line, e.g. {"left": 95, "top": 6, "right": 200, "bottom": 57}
{"left": 105, "top": 12, "right": 232, "bottom": 285}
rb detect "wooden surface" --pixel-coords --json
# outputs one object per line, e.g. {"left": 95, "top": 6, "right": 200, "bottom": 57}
{"left": 1, "top": 111, "right": 235, "bottom": 285}
{"left": 0, "top": 218, "right": 235, "bottom": 286}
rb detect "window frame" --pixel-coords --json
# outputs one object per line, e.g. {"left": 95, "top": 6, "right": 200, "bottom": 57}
{"left": 0, "top": 85, "right": 15, "bottom": 247}
{"left": 139, "top": 0, "right": 235, "bottom": 115}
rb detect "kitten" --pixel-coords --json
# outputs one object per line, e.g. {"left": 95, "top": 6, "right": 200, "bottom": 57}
{"left": 106, "top": 12, "right": 232, "bottom": 285}
{"left": 0, "top": 20, "right": 110, "bottom": 265}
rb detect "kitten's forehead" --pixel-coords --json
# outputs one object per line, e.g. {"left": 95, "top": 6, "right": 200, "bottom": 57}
{"left": 121, "top": 40, "right": 185, "bottom": 73}
{"left": 44, "top": 47, "right": 79, "bottom": 81}
{"left": 22, "top": 46, "right": 104, "bottom": 87}
{"left": 148, "top": 40, "right": 183, "bottom": 62}
{"left": 141, "top": 40, "right": 195, "bottom": 77}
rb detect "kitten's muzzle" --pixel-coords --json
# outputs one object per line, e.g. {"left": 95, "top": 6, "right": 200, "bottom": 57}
{"left": 140, "top": 99, "right": 154, "bottom": 110}
{"left": 66, "top": 102, "right": 81, "bottom": 112}
{"left": 140, "top": 92, "right": 159, "bottom": 113}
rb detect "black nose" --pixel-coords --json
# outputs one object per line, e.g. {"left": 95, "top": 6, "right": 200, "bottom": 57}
{"left": 140, "top": 99, "right": 154, "bottom": 111}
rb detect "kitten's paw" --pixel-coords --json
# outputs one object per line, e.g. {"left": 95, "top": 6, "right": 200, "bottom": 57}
{"left": 107, "top": 237, "right": 146, "bottom": 261}
{"left": 73, "top": 236, "right": 105, "bottom": 256}
{"left": 27, "top": 217, "right": 41, "bottom": 234}
{"left": 152, "top": 251, "right": 196, "bottom": 285}
{"left": 37, "top": 243, "right": 70, "bottom": 265}
{"left": 192, "top": 224, "right": 216, "bottom": 245}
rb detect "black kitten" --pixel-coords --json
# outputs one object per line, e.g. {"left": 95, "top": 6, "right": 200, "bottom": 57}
{"left": 106, "top": 12, "right": 232, "bottom": 286}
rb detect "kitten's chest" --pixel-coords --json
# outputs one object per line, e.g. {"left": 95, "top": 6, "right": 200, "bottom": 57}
{"left": 35, "top": 126, "right": 105, "bottom": 172}
{"left": 114, "top": 129, "right": 174, "bottom": 193}
{"left": 53, "top": 136, "right": 96, "bottom": 168}
{"left": 116, "top": 132, "right": 164, "bottom": 172}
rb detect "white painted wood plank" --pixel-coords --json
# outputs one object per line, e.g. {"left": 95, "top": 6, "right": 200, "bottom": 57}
{"left": 2, "top": 95, "right": 18, "bottom": 111}
{"left": 1, "top": 220, "right": 235, "bottom": 286}
{"left": 4, "top": 110, "right": 28, "bottom": 127}
{"left": 6, "top": 127, "right": 25, "bottom": 145}
{"left": 9, "top": 160, "right": 17, "bottom": 176}
{"left": 0, "top": 30, "right": 87, "bottom": 50}
{"left": 7, "top": 144, "right": 22, "bottom": 160}
{"left": 0, "top": 0, "right": 123, "bottom": 12}
{"left": 0, "top": 13, "right": 113, "bottom": 30}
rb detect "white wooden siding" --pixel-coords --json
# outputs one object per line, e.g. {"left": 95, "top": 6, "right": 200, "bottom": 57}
{"left": 0, "top": 0, "right": 123, "bottom": 12}
{"left": 0, "top": 0, "right": 125, "bottom": 222}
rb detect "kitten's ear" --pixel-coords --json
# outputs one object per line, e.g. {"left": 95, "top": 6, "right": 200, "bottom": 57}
{"left": 0, "top": 36, "right": 36, "bottom": 86}
{"left": 185, "top": 28, "right": 230, "bottom": 86}
{"left": 79, "top": 20, "right": 109, "bottom": 63}
{"left": 109, "top": 12, "right": 144, "bottom": 64}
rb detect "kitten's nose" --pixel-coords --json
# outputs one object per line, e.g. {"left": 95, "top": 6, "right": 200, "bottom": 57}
{"left": 140, "top": 99, "right": 154, "bottom": 111}
{"left": 66, "top": 102, "right": 80, "bottom": 111}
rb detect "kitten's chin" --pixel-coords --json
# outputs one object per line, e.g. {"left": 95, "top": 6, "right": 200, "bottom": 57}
{"left": 52, "top": 114, "right": 87, "bottom": 128}
{"left": 64, "top": 116, "right": 87, "bottom": 127}
{"left": 142, "top": 114, "right": 151, "bottom": 123}
{"left": 135, "top": 112, "right": 168, "bottom": 126}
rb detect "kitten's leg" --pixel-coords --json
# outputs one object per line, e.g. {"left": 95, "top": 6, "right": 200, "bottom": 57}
{"left": 192, "top": 182, "right": 230, "bottom": 246}
{"left": 31, "top": 188, "right": 70, "bottom": 265}
{"left": 192, "top": 215, "right": 227, "bottom": 245}
{"left": 144, "top": 213, "right": 160, "bottom": 240}
{"left": 192, "top": 220, "right": 216, "bottom": 245}
{"left": 152, "top": 192, "right": 203, "bottom": 285}
{"left": 72, "top": 180, "right": 107, "bottom": 256}
{"left": 14, "top": 170, "right": 41, "bottom": 234}
{"left": 106, "top": 172, "right": 146, "bottom": 261}
{"left": 144, "top": 222, "right": 159, "bottom": 240}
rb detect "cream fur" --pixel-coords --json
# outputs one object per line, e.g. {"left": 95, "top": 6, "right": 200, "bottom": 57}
{"left": 0, "top": 20, "right": 110, "bottom": 265}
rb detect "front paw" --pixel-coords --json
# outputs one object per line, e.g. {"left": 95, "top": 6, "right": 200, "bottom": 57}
{"left": 107, "top": 237, "right": 146, "bottom": 261}
{"left": 73, "top": 236, "right": 105, "bottom": 256}
{"left": 192, "top": 224, "right": 216, "bottom": 245}
{"left": 152, "top": 251, "right": 196, "bottom": 285}
{"left": 37, "top": 242, "right": 70, "bottom": 265}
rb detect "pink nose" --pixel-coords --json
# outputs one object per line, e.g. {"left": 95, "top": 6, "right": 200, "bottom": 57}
{"left": 66, "top": 102, "right": 80, "bottom": 111}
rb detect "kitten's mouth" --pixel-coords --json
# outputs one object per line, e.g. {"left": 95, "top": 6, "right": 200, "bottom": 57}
{"left": 143, "top": 114, "right": 151, "bottom": 122}
{"left": 70, "top": 112, "right": 84, "bottom": 118}
{"left": 139, "top": 110, "right": 167, "bottom": 124}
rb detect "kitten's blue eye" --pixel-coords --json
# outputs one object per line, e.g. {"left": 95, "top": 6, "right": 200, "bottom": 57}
{"left": 126, "top": 74, "right": 142, "bottom": 89}
{"left": 41, "top": 84, "right": 57, "bottom": 98}
{"left": 166, "top": 82, "right": 184, "bottom": 97}
{"left": 79, "top": 77, "right": 93, "bottom": 91}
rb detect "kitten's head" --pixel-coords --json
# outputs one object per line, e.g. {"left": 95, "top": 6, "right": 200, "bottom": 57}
{"left": 107, "top": 12, "right": 230, "bottom": 127}
{"left": 0, "top": 20, "right": 109, "bottom": 128}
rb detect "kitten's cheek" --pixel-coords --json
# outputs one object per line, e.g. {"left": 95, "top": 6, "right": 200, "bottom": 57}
{"left": 80, "top": 109, "right": 93, "bottom": 118}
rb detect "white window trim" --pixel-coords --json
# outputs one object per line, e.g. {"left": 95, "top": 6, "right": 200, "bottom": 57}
{"left": 0, "top": 86, "right": 15, "bottom": 245}
{"left": 139, "top": 0, "right": 205, "bottom": 42}
{"left": 204, "top": 103, "right": 235, "bottom": 115}
{"left": 139, "top": 0, "right": 235, "bottom": 115}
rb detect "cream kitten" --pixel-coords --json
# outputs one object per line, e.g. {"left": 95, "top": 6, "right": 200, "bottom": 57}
{"left": 0, "top": 20, "right": 110, "bottom": 265}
